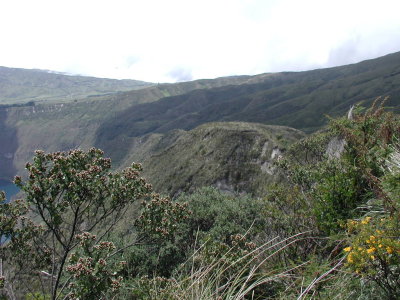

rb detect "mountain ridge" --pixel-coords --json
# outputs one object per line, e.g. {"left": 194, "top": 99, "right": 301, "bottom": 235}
{"left": 123, "top": 122, "right": 306, "bottom": 196}
{"left": 94, "top": 51, "right": 400, "bottom": 166}
{"left": 1, "top": 51, "right": 400, "bottom": 188}
{"left": 0, "top": 66, "right": 153, "bottom": 104}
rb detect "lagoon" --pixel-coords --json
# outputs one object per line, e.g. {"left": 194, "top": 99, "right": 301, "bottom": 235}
{"left": 0, "top": 180, "right": 20, "bottom": 202}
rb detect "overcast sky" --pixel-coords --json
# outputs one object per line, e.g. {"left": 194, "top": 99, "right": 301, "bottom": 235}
{"left": 1, "top": 0, "right": 400, "bottom": 83}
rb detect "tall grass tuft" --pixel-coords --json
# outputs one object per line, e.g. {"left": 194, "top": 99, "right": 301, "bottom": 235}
{"left": 130, "top": 232, "right": 311, "bottom": 299}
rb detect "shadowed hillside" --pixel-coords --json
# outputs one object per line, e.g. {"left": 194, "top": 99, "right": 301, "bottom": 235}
{"left": 95, "top": 51, "right": 400, "bottom": 162}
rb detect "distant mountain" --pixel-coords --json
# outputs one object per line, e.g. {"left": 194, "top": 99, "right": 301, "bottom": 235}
{"left": 1, "top": 51, "right": 400, "bottom": 189}
{"left": 0, "top": 66, "right": 153, "bottom": 104}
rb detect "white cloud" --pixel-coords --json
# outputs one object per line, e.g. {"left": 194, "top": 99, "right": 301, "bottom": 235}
{"left": 0, "top": 0, "right": 399, "bottom": 82}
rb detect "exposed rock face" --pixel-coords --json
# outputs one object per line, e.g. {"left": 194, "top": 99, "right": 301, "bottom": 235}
{"left": 326, "top": 136, "right": 346, "bottom": 159}
{"left": 0, "top": 108, "right": 18, "bottom": 181}
{"left": 326, "top": 106, "right": 354, "bottom": 159}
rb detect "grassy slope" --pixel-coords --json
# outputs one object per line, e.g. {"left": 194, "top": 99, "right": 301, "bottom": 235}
{"left": 122, "top": 122, "right": 305, "bottom": 196}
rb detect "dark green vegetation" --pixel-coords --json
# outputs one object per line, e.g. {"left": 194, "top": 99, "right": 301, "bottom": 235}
{"left": 0, "top": 66, "right": 152, "bottom": 105}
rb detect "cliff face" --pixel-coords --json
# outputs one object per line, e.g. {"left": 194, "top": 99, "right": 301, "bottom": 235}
{"left": 0, "top": 108, "right": 18, "bottom": 181}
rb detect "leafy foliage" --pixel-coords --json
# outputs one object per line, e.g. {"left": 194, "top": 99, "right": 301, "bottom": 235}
{"left": 66, "top": 232, "right": 126, "bottom": 299}
{"left": 0, "top": 192, "right": 43, "bottom": 296}
{"left": 128, "top": 187, "right": 266, "bottom": 278}
{"left": 7, "top": 148, "right": 152, "bottom": 299}
{"left": 344, "top": 216, "right": 400, "bottom": 298}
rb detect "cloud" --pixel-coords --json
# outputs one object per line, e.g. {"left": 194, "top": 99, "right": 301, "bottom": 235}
{"left": 0, "top": 0, "right": 400, "bottom": 82}
{"left": 327, "top": 38, "right": 362, "bottom": 67}
{"left": 167, "top": 67, "right": 193, "bottom": 82}
{"left": 124, "top": 56, "right": 140, "bottom": 68}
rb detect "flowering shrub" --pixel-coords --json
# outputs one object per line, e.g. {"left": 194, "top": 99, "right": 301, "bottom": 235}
{"left": 344, "top": 215, "right": 400, "bottom": 298}
{"left": 131, "top": 276, "right": 179, "bottom": 299}
{"left": 66, "top": 232, "right": 126, "bottom": 299}
{"left": 12, "top": 148, "right": 152, "bottom": 298}
{"left": 0, "top": 192, "right": 45, "bottom": 296}
{"left": 136, "top": 195, "right": 190, "bottom": 241}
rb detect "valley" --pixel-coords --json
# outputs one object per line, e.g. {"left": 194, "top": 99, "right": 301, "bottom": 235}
{"left": 1, "top": 52, "right": 400, "bottom": 196}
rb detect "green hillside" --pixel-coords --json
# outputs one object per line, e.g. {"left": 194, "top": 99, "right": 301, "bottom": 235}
{"left": 0, "top": 66, "right": 152, "bottom": 104}
{"left": 1, "top": 51, "right": 400, "bottom": 300}
{"left": 125, "top": 122, "right": 305, "bottom": 196}
{"left": 0, "top": 75, "right": 262, "bottom": 182}
{"left": 95, "top": 51, "right": 400, "bottom": 161}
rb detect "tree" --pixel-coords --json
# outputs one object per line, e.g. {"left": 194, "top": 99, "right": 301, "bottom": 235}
{"left": 0, "top": 192, "right": 42, "bottom": 299}
{"left": 12, "top": 148, "right": 152, "bottom": 299}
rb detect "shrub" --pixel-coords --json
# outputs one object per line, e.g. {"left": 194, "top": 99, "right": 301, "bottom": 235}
{"left": 9, "top": 148, "right": 152, "bottom": 299}
{"left": 128, "top": 187, "right": 266, "bottom": 278}
{"left": 344, "top": 216, "right": 400, "bottom": 299}
{"left": 65, "top": 232, "right": 126, "bottom": 299}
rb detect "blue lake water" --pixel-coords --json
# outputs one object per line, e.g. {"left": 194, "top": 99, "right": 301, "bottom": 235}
{"left": 0, "top": 181, "right": 20, "bottom": 202}
{"left": 0, "top": 181, "right": 20, "bottom": 243}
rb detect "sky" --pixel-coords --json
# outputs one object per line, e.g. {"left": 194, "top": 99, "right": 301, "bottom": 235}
{"left": 1, "top": 0, "right": 400, "bottom": 83}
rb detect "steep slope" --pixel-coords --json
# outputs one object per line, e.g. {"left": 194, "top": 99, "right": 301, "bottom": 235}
{"left": 0, "top": 66, "right": 152, "bottom": 104}
{"left": 0, "top": 75, "right": 261, "bottom": 181}
{"left": 122, "top": 122, "right": 305, "bottom": 196}
{"left": 95, "top": 50, "right": 400, "bottom": 161}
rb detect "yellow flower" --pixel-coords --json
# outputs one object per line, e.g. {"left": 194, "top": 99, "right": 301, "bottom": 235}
{"left": 370, "top": 255, "right": 375, "bottom": 260}
{"left": 347, "top": 253, "right": 354, "bottom": 264}
{"left": 367, "top": 248, "right": 376, "bottom": 254}
{"left": 349, "top": 220, "right": 358, "bottom": 226}
{"left": 387, "top": 247, "right": 393, "bottom": 254}
{"left": 344, "top": 247, "right": 352, "bottom": 252}
{"left": 361, "top": 217, "right": 372, "bottom": 224}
